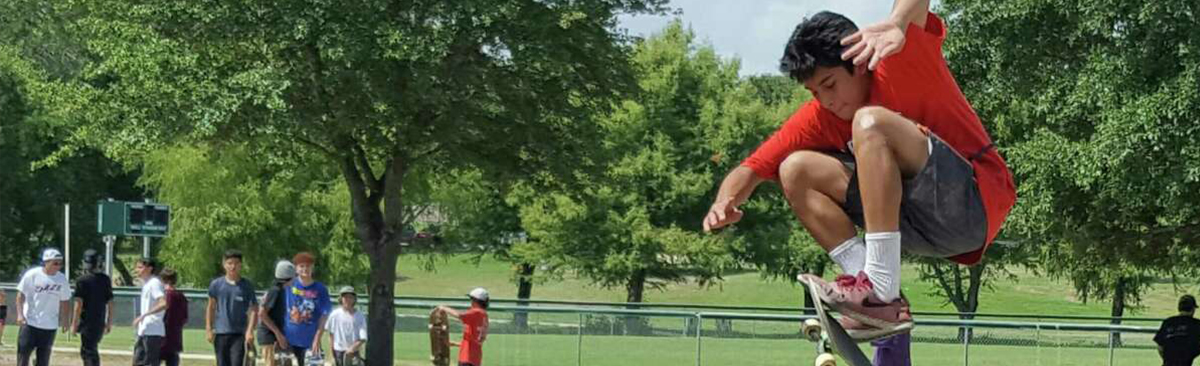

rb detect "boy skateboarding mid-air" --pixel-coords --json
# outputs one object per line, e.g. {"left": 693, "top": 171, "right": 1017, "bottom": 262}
{"left": 701, "top": 0, "right": 1016, "bottom": 356}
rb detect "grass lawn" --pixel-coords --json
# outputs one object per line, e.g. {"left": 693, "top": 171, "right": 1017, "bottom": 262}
{"left": 396, "top": 254, "right": 1196, "bottom": 321}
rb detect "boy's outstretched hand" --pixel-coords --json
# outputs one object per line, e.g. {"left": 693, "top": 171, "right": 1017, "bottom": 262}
{"left": 840, "top": 20, "right": 906, "bottom": 71}
{"left": 702, "top": 197, "right": 744, "bottom": 232}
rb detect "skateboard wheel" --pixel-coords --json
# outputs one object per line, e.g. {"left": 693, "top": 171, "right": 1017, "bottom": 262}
{"left": 802, "top": 319, "right": 823, "bottom": 341}
{"left": 815, "top": 353, "right": 836, "bottom": 366}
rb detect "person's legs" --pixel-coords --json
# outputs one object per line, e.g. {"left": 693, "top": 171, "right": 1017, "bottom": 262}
{"left": 143, "top": 336, "right": 163, "bottom": 366}
{"left": 333, "top": 351, "right": 345, "bottom": 366}
{"left": 262, "top": 343, "right": 277, "bottom": 366}
{"left": 17, "top": 325, "right": 35, "bottom": 366}
{"left": 80, "top": 325, "right": 103, "bottom": 366}
{"left": 216, "top": 334, "right": 236, "bottom": 366}
{"left": 851, "top": 106, "right": 930, "bottom": 303}
{"left": 133, "top": 336, "right": 147, "bottom": 366}
{"left": 777, "top": 150, "right": 865, "bottom": 274}
{"left": 31, "top": 327, "right": 56, "bottom": 366}
{"left": 291, "top": 347, "right": 308, "bottom": 365}
{"left": 229, "top": 333, "right": 246, "bottom": 366}
{"left": 161, "top": 352, "right": 181, "bottom": 366}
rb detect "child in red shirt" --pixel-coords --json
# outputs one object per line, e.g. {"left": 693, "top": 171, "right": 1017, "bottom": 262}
{"left": 436, "top": 288, "right": 490, "bottom": 366}
{"left": 702, "top": 0, "right": 1015, "bottom": 347}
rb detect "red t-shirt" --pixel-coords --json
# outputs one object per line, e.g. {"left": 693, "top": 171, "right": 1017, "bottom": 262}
{"left": 458, "top": 308, "right": 489, "bottom": 365}
{"left": 741, "top": 12, "right": 1016, "bottom": 265}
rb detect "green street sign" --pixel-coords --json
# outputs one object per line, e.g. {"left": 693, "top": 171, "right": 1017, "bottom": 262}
{"left": 97, "top": 200, "right": 171, "bottom": 237}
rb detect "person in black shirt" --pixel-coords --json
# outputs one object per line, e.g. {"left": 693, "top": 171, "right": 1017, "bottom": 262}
{"left": 70, "top": 249, "right": 114, "bottom": 366}
{"left": 1156, "top": 295, "right": 1200, "bottom": 366}
{"left": 257, "top": 260, "right": 295, "bottom": 366}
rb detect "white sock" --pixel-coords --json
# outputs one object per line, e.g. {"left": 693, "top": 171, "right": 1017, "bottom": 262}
{"left": 829, "top": 236, "right": 866, "bottom": 275}
{"left": 864, "top": 231, "right": 902, "bottom": 302}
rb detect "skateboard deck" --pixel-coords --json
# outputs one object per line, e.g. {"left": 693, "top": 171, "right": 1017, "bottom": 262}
{"left": 429, "top": 307, "right": 451, "bottom": 366}
{"left": 245, "top": 341, "right": 258, "bottom": 366}
{"left": 802, "top": 277, "right": 872, "bottom": 366}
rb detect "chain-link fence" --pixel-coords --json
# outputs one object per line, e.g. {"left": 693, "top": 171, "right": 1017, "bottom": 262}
{"left": 0, "top": 286, "right": 1162, "bottom": 365}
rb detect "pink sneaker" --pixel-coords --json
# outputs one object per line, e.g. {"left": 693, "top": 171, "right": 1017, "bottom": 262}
{"left": 798, "top": 272, "right": 913, "bottom": 330}
{"left": 838, "top": 313, "right": 915, "bottom": 341}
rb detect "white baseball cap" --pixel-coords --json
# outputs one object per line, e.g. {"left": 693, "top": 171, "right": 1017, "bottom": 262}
{"left": 467, "top": 287, "right": 489, "bottom": 302}
{"left": 42, "top": 248, "right": 64, "bottom": 262}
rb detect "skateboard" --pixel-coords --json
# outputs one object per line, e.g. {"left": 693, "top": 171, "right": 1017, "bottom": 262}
{"left": 275, "top": 346, "right": 295, "bottom": 366}
{"left": 429, "top": 307, "right": 451, "bottom": 366}
{"left": 801, "top": 277, "right": 872, "bottom": 366}
{"left": 245, "top": 341, "right": 258, "bottom": 366}
{"left": 340, "top": 352, "right": 366, "bottom": 366}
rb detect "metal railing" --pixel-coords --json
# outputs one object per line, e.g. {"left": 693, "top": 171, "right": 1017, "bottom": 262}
{"left": 0, "top": 284, "right": 1163, "bottom": 365}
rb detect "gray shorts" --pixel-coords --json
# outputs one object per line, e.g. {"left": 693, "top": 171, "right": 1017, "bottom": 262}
{"left": 838, "top": 134, "right": 988, "bottom": 258}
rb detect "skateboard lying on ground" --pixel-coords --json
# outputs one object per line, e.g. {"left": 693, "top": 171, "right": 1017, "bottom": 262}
{"left": 429, "top": 307, "right": 451, "bottom": 366}
{"left": 801, "top": 277, "right": 872, "bottom": 366}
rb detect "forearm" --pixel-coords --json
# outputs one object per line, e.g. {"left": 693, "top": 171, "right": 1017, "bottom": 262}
{"left": 146, "top": 299, "right": 168, "bottom": 316}
{"left": 260, "top": 314, "right": 283, "bottom": 336}
{"left": 106, "top": 301, "right": 114, "bottom": 326}
{"left": 714, "top": 166, "right": 764, "bottom": 207}
{"left": 60, "top": 301, "right": 70, "bottom": 328}
{"left": 72, "top": 301, "right": 83, "bottom": 326}
{"left": 888, "top": 0, "right": 931, "bottom": 29}
{"left": 205, "top": 300, "right": 216, "bottom": 331}
{"left": 245, "top": 310, "right": 257, "bottom": 335}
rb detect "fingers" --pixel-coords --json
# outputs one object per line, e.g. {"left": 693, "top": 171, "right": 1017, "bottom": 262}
{"left": 840, "top": 31, "right": 862, "bottom": 46}
{"left": 852, "top": 39, "right": 876, "bottom": 66}
{"left": 841, "top": 38, "right": 868, "bottom": 61}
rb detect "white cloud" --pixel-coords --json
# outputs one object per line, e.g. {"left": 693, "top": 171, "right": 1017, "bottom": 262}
{"left": 618, "top": 0, "right": 939, "bottom": 76}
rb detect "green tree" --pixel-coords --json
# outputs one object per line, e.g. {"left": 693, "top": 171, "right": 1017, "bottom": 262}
{"left": 514, "top": 22, "right": 787, "bottom": 319}
{"left": 27, "top": 1, "right": 667, "bottom": 362}
{"left": 139, "top": 143, "right": 368, "bottom": 287}
{"left": 0, "top": 46, "right": 141, "bottom": 281}
{"left": 940, "top": 0, "right": 1200, "bottom": 323}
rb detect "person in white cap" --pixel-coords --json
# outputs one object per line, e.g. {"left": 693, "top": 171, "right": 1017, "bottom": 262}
{"left": 15, "top": 248, "right": 72, "bottom": 366}
{"left": 323, "top": 286, "right": 367, "bottom": 366}
{"left": 436, "top": 288, "right": 490, "bottom": 366}
{"left": 258, "top": 260, "right": 295, "bottom": 366}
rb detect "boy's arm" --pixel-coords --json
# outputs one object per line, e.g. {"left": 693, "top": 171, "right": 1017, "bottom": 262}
{"left": 840, "top": 0, "right": 931, "bottom": 70}
{"left": 888, "top": 0, "right": 931, "bottom": 30}
{"left": 702, "top": 166, "right": 765, "bottom": 232}
{"left": 15, "top": 292, "right": 25, "bottom": 325}
{"left": 436, "top": 305, "right": 462, "bottom": 320}
{"left": 71, "top": 299, "right": 83, "bottom": 333}
{"left": 205, "top": 297, "right": 217, "bottom": 343}
{"left": 105, "top": 300, "right": 114, "bottom": 334}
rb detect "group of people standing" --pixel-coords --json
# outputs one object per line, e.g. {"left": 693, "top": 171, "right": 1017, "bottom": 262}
{"left": 7, "top": 248, "right": 367, "bottom": 366}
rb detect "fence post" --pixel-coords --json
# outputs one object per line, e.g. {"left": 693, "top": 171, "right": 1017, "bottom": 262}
{"left": 1108, "top": 330, "right": 1115, "bottom": 366}
{"left": 695, "top": 314, "right": 703, "bottom": 366}
{"left": 578, "top": 313, "right": 584, "bottom": 366}
{"left": 963, "top": 324, "right": 970, "bottom": 366}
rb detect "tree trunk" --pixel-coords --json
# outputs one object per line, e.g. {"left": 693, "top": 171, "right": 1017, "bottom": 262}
{"left": 624, "top": 269, "right": 647, "bottom": 335}
{"left": 111, "top": 254, "right": 134, "bottom": 286}
{"left": 514, "top": 262, "right": 535, "bottom": 331}
{"left": 341, "top": 152, "right": 406, "bottom": 366}
{"left": 1111, "top": 277, "right": 1126, "bottom": 347}
{"left": 960, "top": 262, "right": 985, "bottom": 342}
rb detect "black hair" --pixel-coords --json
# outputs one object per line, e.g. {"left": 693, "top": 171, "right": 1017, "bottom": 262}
{"left": 223, "top": 249, "right": 243, "bottom": 261}
{"left": 137, "top": 257, "right": 160, "bottom": 274}
{"left": 1181, "top": 295, "right": 1197, "bottom": 312}
{"left": 473, "top": 298, "right": 489, "bottom": 309}
{"left": 779, "top": 11, "right": 859, "bottom": 82}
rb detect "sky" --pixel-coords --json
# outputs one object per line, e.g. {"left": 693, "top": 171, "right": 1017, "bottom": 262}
{"left": 618, "top": 0, "right": 940, "bottom": 76}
